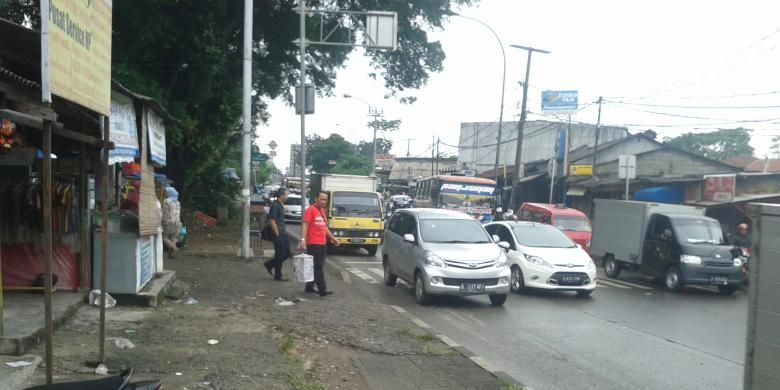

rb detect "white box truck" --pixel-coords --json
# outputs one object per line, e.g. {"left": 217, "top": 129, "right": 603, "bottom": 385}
{"left": 591, "top": 199, "right": 743, "bottom": 294}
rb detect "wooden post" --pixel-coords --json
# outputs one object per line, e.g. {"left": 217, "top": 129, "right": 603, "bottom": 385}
{"left": 43, "top": 118, "right": 54, "bottom": 384}
{"left": 0, "top": 210, "right": 4, "bottom": 337}
{"left": 98, "top": 116, "right": 109, "bottom": 363}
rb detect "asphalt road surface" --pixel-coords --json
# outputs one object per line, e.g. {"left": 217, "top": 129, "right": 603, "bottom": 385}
{"left": 287, "top": 225, "right": 747, "bottom": 390}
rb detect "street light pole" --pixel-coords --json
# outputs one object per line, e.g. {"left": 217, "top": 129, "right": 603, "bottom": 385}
{"left": 509, "top": 44, "right": 550, "bottom": 210}
{"left": 451, "top": 13, "right": 506, "bottom": 203}
{"left": 299, "top": 0, "right": 309, "bottom": 209}
{"left": 240, "top": 0, "right": 253, "bottom": 258}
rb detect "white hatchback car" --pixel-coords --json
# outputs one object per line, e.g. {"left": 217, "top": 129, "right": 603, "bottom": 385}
{"left": 484, "top": 221, "right": 597, "bottom": 296}
{"left": 283, "top": 193, "right": 302, "bottom": 222}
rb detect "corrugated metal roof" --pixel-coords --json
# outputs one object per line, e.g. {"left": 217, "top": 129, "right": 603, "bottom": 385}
{"left": 0, "top": 66, "right": 39, "bottom": 89}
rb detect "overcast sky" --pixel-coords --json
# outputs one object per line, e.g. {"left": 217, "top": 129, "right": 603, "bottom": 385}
{"left": 256, "top": 0, "right": 780, "bottom": 174}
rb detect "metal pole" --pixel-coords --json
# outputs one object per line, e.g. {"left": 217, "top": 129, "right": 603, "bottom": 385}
{"left": 371, "top": 118, "right": 377, "bottom": 176}
{"left": 509, "top": 45, "right": 550, "bottom": 210}
{"left": 549, "top": 157, "right": 556, "bottom": 204}
{"left": 299, "top": 0, "right": 308, "bottom": 208}
{"left": 98, "top": 116, "right": 109, "bottom": 363}
{"left": 431, "top": 136, "right": 435, "bottom": 176}
{"left": 240, "top": 0, "right": 253, "bottom": 258}
{"left": 626, "top": 176, "right": 630, "bottom": 201}
{"left": 43, "top": 117, "right": 54, "bottom": 384}
{"left": 591, "top": 96, "right": 603, "bottom": 182}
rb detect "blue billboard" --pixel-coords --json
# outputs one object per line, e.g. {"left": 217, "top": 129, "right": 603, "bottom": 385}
{"left": 541, "top": 90, "right": 578, "bottom": 111}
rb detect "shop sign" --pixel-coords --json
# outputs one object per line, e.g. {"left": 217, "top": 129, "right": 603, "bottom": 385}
{"left": 109, "top": 93, "right": 139, "bottom": 164}
{"left": 703, "top": 174, "right": 736, "bottom": 202}
{"left": 569, "top": 165, "right": 592, "bottom": 176}
{"left": 147, "top": 110, "right": 167, "bottom": 166}
{"left": 138, "top": 236, "right": 153, "bottom": 288}
{"left": 0, "top": 117, "right": 18, "bottom": 152}
{"left": 440, "top": 183, "right": 496, "bottom": 196}
{"left": 45, "top": 0, "right": 113, "bottom": 115}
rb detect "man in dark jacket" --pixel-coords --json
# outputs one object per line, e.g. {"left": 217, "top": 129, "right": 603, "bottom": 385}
{"left": 264, "top": 188, "right": 291, "bottom": 281}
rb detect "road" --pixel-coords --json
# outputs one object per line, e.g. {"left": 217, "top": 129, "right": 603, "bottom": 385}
{"left": 288, "top": 225, "right": 747, "bottom": 390}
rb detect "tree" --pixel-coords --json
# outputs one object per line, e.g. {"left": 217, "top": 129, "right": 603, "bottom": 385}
{"left": 2, "top": 0, "right": 476, "bottom": 204}
{"left": 663, "top": 128, "right": 754, "bottom": 161}
{"left": 306, "top": 134, "right": 357, "bottom": 173}
{"left": 332, "top": 155, "right": 372, "bottom": 175}
{"left": 357, "top": 138, "right": 393, "bottom": 158}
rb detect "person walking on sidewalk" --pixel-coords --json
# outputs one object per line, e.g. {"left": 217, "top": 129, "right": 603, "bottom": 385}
{"left": 299, "top": 191, "right": 340, "bottom": 296}
{"left": 265, "top": 188, "right": 291, "bottom": 281}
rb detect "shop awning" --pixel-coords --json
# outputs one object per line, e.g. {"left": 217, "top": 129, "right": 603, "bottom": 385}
{"left": 686, "top": 193, "right": 780, "bottom": 207}
{"left": 567, "top": 186, "right": 587, "bottom": 196}
{"left": 518, "top": 172, "right": 546, "bottom": 183}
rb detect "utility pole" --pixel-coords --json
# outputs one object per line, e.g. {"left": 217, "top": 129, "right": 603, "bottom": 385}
{"left": 436, "top": 137, "right": 441, "bottom": 175}
{"left": 590, "top": 96, "right": 603, "bottom": 183}
{"left": 402, "top": 138, "right": 415, "bottom": 157}
{"left": 369, "top": 107, "right": 382, "bottom": 177}
{"left": 509, "top": 44, "right": 550, "bottom": 210}
{"left": 240, "top": 0, "right": 253, "bottom": 258}
{"left": 298, "top": 0, "right": 308, "bottom": 209}
{"left": 431, "top": 136, "right": 435, "bottom": 176}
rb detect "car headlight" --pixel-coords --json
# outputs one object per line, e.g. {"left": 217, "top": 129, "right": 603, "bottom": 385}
{"left": 424, "top": 251, "right": 446, "bottom": 268}
{"left": 497, "top": 251, "right": 508, "bottom": 267}
{"left": 585, "top": 259, "right": 596, "bottom": 269}
{"left": 681, "top": 255, "right": 702, "bottom": 265}
{"left": 733, "top": 258, "right": 743, "bottom": 267}
{"left": 525, "top": 254, "right": 553, "bottom": 269}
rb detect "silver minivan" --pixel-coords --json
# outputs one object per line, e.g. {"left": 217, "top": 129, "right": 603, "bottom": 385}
{"left": 382, "top": 209, "right": 511, "bottom": 305}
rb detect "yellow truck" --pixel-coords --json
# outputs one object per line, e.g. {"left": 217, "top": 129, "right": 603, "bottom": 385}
{"left": 309, "top": 173, "right": 384, "bottom": 256}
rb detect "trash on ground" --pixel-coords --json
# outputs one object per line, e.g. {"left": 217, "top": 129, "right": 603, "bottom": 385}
{"left": 88, "top": 290, "right": 117, "bottom": 308}
{"left": 4, "top": 360, "right": 33, "bottom": 368}
{"left": 111, "top": 337, "right": 136, "bottom": 350}
{"left": 273, "top": 297, "right": 295, "bottom": 306}
{"left": 175, "top": 372, "right": 183, "bottom": 376}
{"left": 184, "top": 297, "right": 199, "bottom": 305}
{"left": 95, "top": 363, "right": 109, "bottom": 375}
{"left": 207, "top": 339, "right": 219, "bottom": 345}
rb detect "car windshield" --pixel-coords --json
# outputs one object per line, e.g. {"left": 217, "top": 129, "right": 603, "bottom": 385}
{"left": 286, "top": 197, "right": 301, "bottom": 206}
{"left": 673, "top": 218, "right": 726, "bottom": 245}
{"left": 332, "top": 192, "right": 382, "bottom": 218}
{"left": 420, "top": 218, "right": 492, "bottom": 244}
{"left": 553, "top": 216, "right": 591, "bottom": 232}
{"left": 512, "top": 225, "right": 577, "bottom": 248}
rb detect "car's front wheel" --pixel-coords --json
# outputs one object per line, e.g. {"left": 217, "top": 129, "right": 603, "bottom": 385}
{"left": 366, "top": 245, "right": 378, "bottom": 257}
{"left": 604, "top": 255, "right": 621, "bottom": 279}
{"left": 383, "top": 258, "right": 397, "bottom": 287}
{"left": 414, "top": 272, "right": 430, "bottom": 305}
{"left": 510, "top": 265, "right": 525, "bottom": 293}
{"left": 665, "top": 266, "right": 684, "bottom": 292}
{"left": 489, "top": 294, "right": 507, "bottom": 306}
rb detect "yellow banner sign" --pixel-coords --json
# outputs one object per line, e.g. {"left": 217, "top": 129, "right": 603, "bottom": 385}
{"left": 569, "top": 165, "right": 593, "bottom": 176}
{"left": 49, "top": 0, "right": 112, "bottom": 115}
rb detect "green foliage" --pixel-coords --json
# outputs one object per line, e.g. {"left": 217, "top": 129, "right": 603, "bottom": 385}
{"left": 357, "top": 138, "right": 393, "bottom": 158}
{"left": 663, "top": 128, "right": 754, "bottom": 161}
{"left": 368, "top": 118, "right": 402, "bottom": 133}
{"left": 332, "top": 154, "right": 372, "bottom": 175}
{"left": 306, "top": 134, "right": 354, "bottom": 173}
{"left": 2, "top": 0, "right": 478, "bottom": 206}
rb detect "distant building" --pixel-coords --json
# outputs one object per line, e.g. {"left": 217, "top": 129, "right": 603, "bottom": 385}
{"left": 387, "top": 157, "right": 458, "bottom": 189}
{"left": 457, "top": 120, "right": 628, "bottom": 174}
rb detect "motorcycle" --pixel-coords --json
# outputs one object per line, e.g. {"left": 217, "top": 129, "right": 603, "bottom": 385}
{"left": 25, "top": 368, "right": 163, "bottom": 390}
{"left": 736, "top": 246, "right": 751, "bottom": 286}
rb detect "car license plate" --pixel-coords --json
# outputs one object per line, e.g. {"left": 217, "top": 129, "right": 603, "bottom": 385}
{"left": 710, "top": 276, "right": 728, "bottom": 285}
{"left": 562, "top": 276, "right": 581, "bottom": 284}
{"left": 460, "top": 282, "right": 485, "bottom": 292}
{"left": 351, "top": 238, "right": 365, "bottom": 244}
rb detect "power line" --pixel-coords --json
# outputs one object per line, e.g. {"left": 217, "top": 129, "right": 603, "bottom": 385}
{"left": 441, "top": 122, "right": 560, "bottom": 150}
{"left": 606, "top": 102, "right": 780, "bottom": 122}
{"left": 608, "top": 101, "right": 780, "bottom": 110}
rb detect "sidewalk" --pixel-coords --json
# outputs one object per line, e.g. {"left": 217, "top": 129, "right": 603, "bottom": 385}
{"left": 15, "top": 224, "right": 518, "bottom": 389}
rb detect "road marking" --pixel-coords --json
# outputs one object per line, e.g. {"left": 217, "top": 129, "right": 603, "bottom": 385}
{"left": 390, "top": 305, "right": 407, "bottom": 314}
{"left": 340, "top": 261, "right": 382, "bottom": 264}
{"left": 411, "top": 318, "right": 431, "bottom": 329}
{"left": 366, "top": 267, "right": 410, "bottom": 286}
{"left": 346, "top": 268, "right": 378, "bottom": 284}
{"left": 437, "top": 334, "right": 461, "bottom": 347}
{"left": 596, "top": 279, "right": 631, "bottom": 289}
{"left": 605, "top": 279, "right": 654, "bottom": 290}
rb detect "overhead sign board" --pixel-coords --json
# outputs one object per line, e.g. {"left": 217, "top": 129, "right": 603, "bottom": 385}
{"left": 541, "top": 90, "right": 578, "bottom": 112}
{"left": 252, "top": 152, "right": 269, "bottom": 162}
{"left": 618, "top": 155, "right": 637, "bottom": 179}
{"left": 44, "top": 0, "right": 113, "bottom": 115}
{"left": 109, "top": 92, "right": 139, "bottom": 165}
{"left": 569, "top": 165, "right": 592, "bottom": 176}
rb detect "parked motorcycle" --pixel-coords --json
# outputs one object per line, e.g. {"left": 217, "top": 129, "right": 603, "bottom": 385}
{"left": 735, "top": 246, "right": 751, "bottom": 286}
{"left": 25, "top": 368, "right": 163, "bottom": 390}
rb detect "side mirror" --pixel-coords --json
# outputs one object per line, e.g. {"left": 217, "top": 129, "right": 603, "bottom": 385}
{"left": 403, "top": 234, "right": 416, "bottom": 243}
{"left": 498, "top": 241, "right": 511, "bottom": 251}
{"left": 492, "top": 234, "right": 500, "bottom": 243}
{"left": 576, "top": 243, "right": 583, "bottom": 249}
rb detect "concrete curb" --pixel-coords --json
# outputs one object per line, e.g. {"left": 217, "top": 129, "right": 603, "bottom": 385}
{"left": 0, "top": 298, "right": 84, "bottom": 356}
{"left": 112, "top": 270, "right": 176, "bottom": 307}
{"left": 0, "top": 354, "right": 42, "bottom": 390}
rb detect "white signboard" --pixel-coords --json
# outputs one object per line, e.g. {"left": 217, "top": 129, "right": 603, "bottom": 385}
{"left": 618, "top": 155, "right": 636, "bottom": 179}
{"left": 109, "top": 93, "right": 139, "bottom": 165}
{"left": 147, "top": 110, "right": 167, "bottom": 166}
